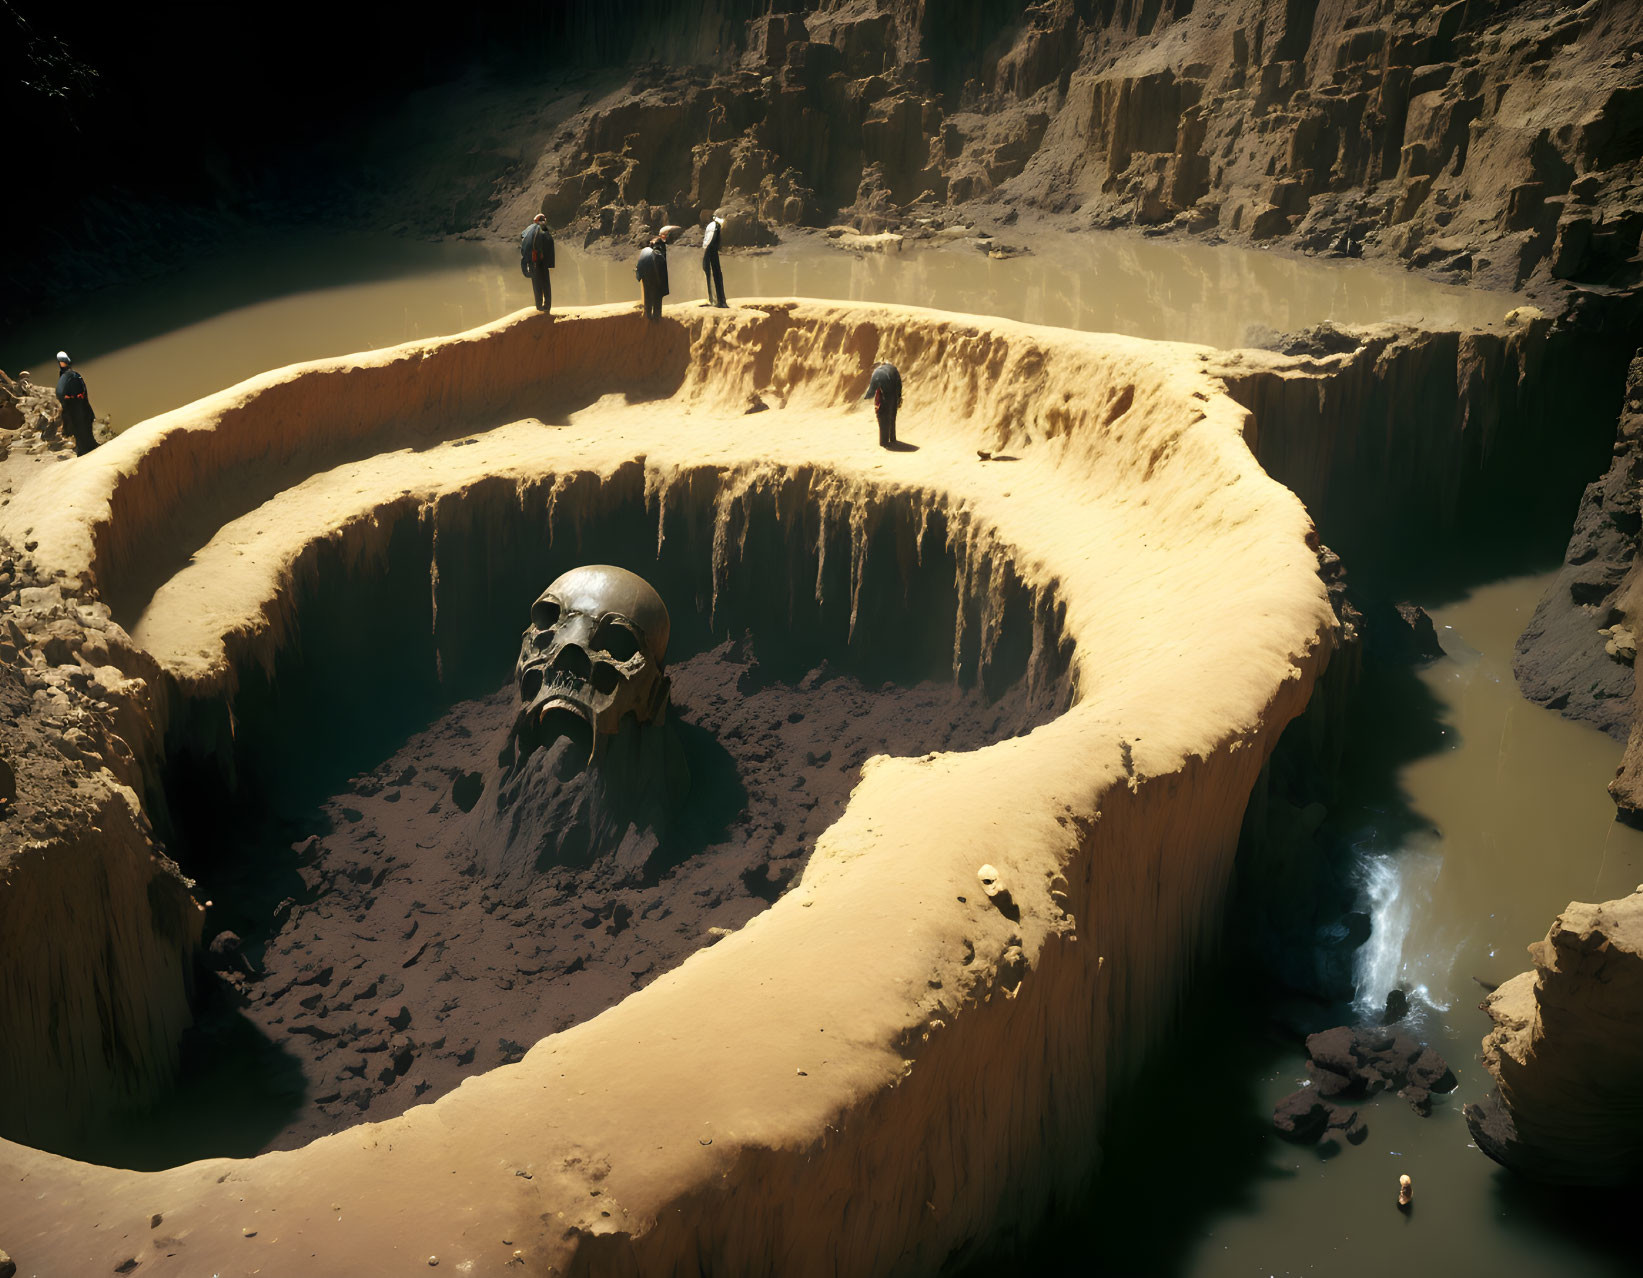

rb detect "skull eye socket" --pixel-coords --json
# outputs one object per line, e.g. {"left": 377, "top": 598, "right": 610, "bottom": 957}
{"left": 596, "top": 619, "right": 641, "bottom": 663}
{"left": 590, "top": 662, "right": 621, "bottom": 695}
{"left": 520, "top": 667, "right": 543, "bottom": 702}
{"left": 531, "top": 598, "right": 561, "bottom": 630}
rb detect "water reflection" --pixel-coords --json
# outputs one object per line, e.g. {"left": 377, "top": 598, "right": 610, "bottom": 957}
{"left": 0, "top": 229, "right": 1512, "bottom": 433}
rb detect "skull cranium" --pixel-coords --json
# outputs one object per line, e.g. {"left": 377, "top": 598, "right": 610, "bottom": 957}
{"left": 515, "top": 565, "right": 671, "bottom": 758}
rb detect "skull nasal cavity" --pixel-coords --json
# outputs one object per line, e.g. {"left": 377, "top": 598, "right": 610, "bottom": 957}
{"left": 554, "top": 644, "right": 591, "bottom": 679}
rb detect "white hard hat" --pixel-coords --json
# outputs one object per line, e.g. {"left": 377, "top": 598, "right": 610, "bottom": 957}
{"left": 56, "top": 350, "right": 69, "bottom": 363}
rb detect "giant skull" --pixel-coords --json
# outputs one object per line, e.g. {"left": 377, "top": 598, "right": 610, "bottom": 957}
{"left": 515, "top": 565, "right": 671, "bottom": 757}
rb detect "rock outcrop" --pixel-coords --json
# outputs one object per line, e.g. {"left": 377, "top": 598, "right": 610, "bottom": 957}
{"left": 1512, "top": 351, "right": 1643, "bottom": 819}
{"left": 530, "top": 0, "right": 1643, "bottom": 294}
{"left": 1465, "top": 887, "right": 1643, "bottom": 1185}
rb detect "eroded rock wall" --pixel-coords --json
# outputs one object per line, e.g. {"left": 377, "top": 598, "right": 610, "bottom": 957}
{"left": 535, "top": 0, "right": 1643, "bottom": 293}
{"left": 1465, "top": 886, "right": 1643, "bottom": 1185}
{"left": 0, "top": 533, "right": 202, "bottom": 1152}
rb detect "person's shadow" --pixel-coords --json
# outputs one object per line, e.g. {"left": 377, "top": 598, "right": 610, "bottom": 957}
{"left": 882, "top": 440, "right": 919, "bottom": 452}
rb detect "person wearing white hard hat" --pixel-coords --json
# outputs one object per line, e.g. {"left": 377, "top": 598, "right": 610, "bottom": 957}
{"left": 54, "top": 351, "right": 99, "bottom": 456}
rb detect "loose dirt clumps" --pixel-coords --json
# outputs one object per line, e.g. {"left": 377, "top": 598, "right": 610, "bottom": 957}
{"left": 202, "top": 636, "right": 1052, "bottom": 1150}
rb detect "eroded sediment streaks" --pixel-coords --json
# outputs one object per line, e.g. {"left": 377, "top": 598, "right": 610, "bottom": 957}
{"left": 0, "top": 299, "right": 1331, "bottom": 1277}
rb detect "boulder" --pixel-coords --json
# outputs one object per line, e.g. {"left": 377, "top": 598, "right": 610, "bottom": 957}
{"left": 1273, "top": 1090, "right": 1329, "bottom": 1142}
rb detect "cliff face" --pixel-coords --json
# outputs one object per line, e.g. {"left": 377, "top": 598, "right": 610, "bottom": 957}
{"left": 532, "top": 0, "right": 1643, "bottom": 293}
{"left": 1514, "top": 352, "right": 1643, "bottom": 826}
{"left": 0, "top": 539, "right": 202, "bottom": 1153}
{"left": 1466, "top": 887, "right": 1643, "bottom": 1185}
{"left": 1513, "top": 357, "right": 1643, "bottom": 744}
{"left": 11, "top": 1, "right": 1641, "bottom": 326}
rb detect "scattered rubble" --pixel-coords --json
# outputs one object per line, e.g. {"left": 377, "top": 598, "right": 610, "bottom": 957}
{"left": 1272, "top": 1023, "right": 1456, "bottom": 1151}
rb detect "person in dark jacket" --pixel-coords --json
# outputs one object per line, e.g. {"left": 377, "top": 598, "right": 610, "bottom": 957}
{"left": 636, "top": 239, "right": 665, "bottom": 320}
{"left": 521, "top": 214, "right": 555, "bottom": 312}
{"left": 54, "top": 352, "right": 98, "bottom": 456}
{"left": 701, "top": 211, "right": 727, "bottom": 308}
{"left": 865, "top": 361, "right": 902, "bottom": 448}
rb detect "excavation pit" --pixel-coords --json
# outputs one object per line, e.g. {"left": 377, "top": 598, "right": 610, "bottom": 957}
{"left": 113, "top": 466, "right": 1074, "bottom": 1165}
{"left": 0, "top": 300, "right": 1334, "bottom": 1275}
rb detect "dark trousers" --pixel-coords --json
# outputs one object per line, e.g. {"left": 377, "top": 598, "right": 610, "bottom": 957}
{"left": 703, "top": 252, "right": 726, "bottom": 306}
{"left": 876, "top": 403, "right": 898, "bottom": 447}
{"left": 531, "top": 265, "right": 551, "bottom": 312}
{"left": 64, "top": 402, "right": 98, "bottom": 455}
{"left": 642, "top": 280, "right": 663, "bottom": 320}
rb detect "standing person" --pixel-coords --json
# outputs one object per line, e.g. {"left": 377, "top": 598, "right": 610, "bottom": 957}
{"left": 865, "top": 361, "right": 902, "bottom": 448}
{"left": 521, "top": 214, "right": 555, "bottom": 312}
{"left": 636, "top": 239, "right": 664, "bottom": 321}
{"left": 651, "top": 230, "right": 671, "bottom": 301}
{"left": 54, "top": 351, "right": 99, "bottom": 456}
{"left": 701, "top": 210, "right": 727, "bottom": 308}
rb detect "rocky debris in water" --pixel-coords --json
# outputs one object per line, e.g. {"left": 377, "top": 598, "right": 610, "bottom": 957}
{"left": 1305, "top": 1025, "right": 1456, "bottom": 1106}
{"left": 1466, "top": 886, "right": 1643, "bottom": 1185}
{"left": 1360, "top": 600, "right": 1445, "bottom": 664}
{"left": 1272, "top": 1090, "right": 1367, "bottom": 1147}
{"left": 1273, "top": 1024, "right": 1455, "bottom": 1146}
{"left": 0, "top": 1247, "right": 13, "bottom": 1278}
{"left": 1380, "top": 987, "right": 1409, "bottom": 1024}
{"left": 1390, "top": 604, "right": 1445, "bottom": 662}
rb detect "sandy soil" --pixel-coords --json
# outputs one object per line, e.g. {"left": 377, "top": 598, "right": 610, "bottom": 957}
{"left": 0, "top": 299, "right": 1333, "bottom": 1276}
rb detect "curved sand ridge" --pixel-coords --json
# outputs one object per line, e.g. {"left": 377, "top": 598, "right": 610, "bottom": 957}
{"left": 0, "top": 301, "right": 1333, "bottom": 1274}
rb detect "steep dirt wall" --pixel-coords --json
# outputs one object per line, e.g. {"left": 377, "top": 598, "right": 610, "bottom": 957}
{"left": 0, "top": 783, "right": 199, "bottom": 1154}
{"left": 0, "top": 300, "right": 1335, "bottom": 1274}
{"left": 1209, "top": 306, "right": 1629, "bottom": 577}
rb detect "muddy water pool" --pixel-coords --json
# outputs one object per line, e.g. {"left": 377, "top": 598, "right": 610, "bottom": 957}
{"left": 0, "top": 228, "right": 1511, "bottom": 431}
{"left": 1002, "top": 570, "right": 1643, "bottom": 1278}
{"left": 3, "top": 231, "right": 1620, "bottom": 1272}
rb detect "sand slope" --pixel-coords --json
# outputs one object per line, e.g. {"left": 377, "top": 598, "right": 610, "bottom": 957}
{"left": 0, "top": 299, "right": 1332, "bottom": 1275}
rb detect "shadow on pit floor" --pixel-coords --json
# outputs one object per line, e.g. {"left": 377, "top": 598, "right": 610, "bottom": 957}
{"left": 68, "top": 1010, "right": 308, "bottom": 1172}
